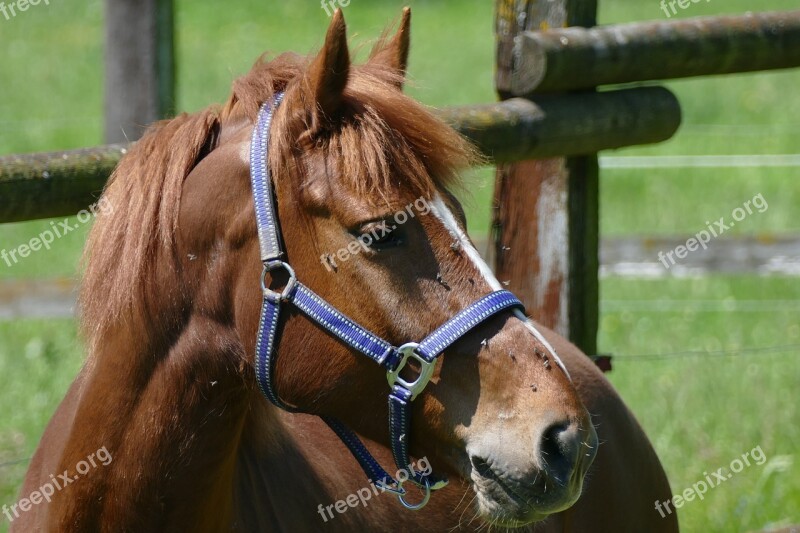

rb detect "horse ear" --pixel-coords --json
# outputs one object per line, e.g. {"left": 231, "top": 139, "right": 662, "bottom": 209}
{"left": 307, "top": 8, "right": 350, "bottom": 130}
{"left": 368, "top": 7, "right": 411, "bottom": 89}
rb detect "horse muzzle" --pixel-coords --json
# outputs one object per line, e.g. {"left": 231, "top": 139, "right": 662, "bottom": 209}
{"left": 467, "top": 416, "right": 599, "bottom": 526}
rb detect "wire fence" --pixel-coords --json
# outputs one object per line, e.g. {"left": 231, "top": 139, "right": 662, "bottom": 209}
{"left": 607, "top": 343, "right": 800, "bottom": 361}
{"left": 601, "top": 154, "right": 800, "bottom": 169}
{"left": 601, "top": 300, "right": 800, "bottom": 312}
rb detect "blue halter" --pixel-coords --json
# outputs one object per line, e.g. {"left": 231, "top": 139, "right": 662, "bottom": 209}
{"left": 250, "top": 92, "right": 525, "bottom": 509}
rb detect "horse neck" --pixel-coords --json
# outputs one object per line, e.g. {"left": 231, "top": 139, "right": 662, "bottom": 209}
{"left": 48, "top": 310, "right": 262, "bottom": 530}
{"left": 233, "top": 406, "right": 349, "bottom": 530}
{"left": 53, "top": 311, "right": 458, "bottom": 531}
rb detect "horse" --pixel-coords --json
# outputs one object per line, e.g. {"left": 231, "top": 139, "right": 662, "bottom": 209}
{"left": 14, "top": 8, "right": 678, "bottom": 532}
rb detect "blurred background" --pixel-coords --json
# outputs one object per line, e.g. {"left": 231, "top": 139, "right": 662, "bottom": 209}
{"left": 0, "top": 1, "right": 798, "bottom": 531}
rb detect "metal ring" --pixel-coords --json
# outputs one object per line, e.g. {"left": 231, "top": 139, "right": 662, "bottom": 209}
{"left": 261, "top": 261, "right": 297, "bottom": 302}
{"left": 398, "top": 477, "right": 431, "bottom": 510}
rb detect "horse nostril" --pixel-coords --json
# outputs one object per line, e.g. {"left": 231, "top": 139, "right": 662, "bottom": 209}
{"left": 471, "top": 455, "right": 494, "bottom": 479}
{"left": 539, "top": 421, "right": 582, "bottom": 485}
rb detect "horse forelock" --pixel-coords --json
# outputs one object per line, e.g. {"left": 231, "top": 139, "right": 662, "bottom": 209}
{"left": 79, "top": 48, "right": 478, "bottom": 355}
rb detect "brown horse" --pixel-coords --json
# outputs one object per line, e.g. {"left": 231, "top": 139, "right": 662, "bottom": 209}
{"left": 14, "top": 9, "right": 677, "bottom": 532}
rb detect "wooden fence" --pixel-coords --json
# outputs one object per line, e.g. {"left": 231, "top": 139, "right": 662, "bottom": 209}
{"left": 1, "top": 0, "right": 799, "bottom": 353}
{"left": 491, "top": 2, "right": 800, "bottom": 353}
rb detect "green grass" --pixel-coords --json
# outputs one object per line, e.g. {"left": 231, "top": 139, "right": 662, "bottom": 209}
{"left": 601, "top": 167, "right": 800, "bottom": 236}
{"left": 0, "top": 319, "right": 83, "bottom": 508}
{"left": 601, "top": 277, "right": 800, "bottom": 531}
{"left": 1, "top": 0, "right": 800, "bottom": 531}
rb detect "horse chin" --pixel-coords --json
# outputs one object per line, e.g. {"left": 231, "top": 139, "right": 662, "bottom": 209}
{"left": 469, "top": 464, "right": 584, "bottom": 528}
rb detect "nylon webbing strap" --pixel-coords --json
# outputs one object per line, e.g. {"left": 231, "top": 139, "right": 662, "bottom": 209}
{"left": 250, "top": 92, "right": 285, "bottom": 262}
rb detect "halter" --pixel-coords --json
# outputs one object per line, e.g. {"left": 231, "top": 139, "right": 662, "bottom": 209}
{"left": 250, "top": 92, "right": 527, "bottom": 510}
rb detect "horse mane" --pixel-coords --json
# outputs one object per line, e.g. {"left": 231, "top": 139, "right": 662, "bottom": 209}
{"left": 79, "top": 49, "right": 478, "bottom": 351}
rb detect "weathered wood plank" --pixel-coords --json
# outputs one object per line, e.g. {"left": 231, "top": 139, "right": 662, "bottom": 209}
{"left": 440, "top": 89, "right": 679, "bottom": 161}
{"left": 512, "top": 10, "right": 800, "bottom": 94}
{"left": 493, "top": 0, "right": 600, "bottom": 354}
{"left": 0, "top": 145, "right": 129, "bottom": 223}
{"left": 104, "top": 0, "right": 175, "bottom": 143}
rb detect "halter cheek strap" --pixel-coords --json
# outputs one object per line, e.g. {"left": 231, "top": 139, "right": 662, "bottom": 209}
{"left": 250, "top": 93, "right": 526, "bottom": 508}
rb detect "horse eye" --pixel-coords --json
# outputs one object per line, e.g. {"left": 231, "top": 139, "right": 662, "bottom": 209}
{"left": 357, "top": 220, "right": 403, "bottom": 249}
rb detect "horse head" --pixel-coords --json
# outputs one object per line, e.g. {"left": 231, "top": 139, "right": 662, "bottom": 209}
{"left": 80, "top": 8, "right": 597, "bottom": 527}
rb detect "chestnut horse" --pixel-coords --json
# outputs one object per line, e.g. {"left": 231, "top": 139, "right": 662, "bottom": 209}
{"left": 15, "top": 9, "right": 677, "bottom": 532}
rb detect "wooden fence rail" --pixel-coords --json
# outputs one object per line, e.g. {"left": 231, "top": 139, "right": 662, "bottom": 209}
{"left": 0, "top": 88, "right": 679, "bottom": 223}
{"left": 0, "top": 145, "right": 129, "bottom": 224}
{"left": 510, "top": 10, "right": 800, "bottom": 95}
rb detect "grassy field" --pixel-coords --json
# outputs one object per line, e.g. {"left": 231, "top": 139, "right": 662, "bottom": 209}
{"left": 1, "top": 1, "right": 799, "bottom": 531}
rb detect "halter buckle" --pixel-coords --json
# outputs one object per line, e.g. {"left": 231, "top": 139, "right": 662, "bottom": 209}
{"left": 261, "top": 260, "right": 297, "bottom": 302}
{"left": 387, "top": 343, "right": 434, "bottom": 400}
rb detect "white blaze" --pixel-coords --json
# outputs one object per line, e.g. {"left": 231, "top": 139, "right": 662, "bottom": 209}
{"left": 429, "top": 195, "right": 570, "bottom": 379}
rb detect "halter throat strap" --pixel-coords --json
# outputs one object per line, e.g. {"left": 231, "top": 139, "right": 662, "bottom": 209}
{"left": 249, "top": 93, "right": 526, "bottom": 508}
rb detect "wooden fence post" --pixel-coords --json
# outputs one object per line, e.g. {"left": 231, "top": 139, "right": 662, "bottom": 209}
{"left": 493, "top": 0, "right": 599, "bottom": 354}
{"left": 104, "top": 0, "right": 175, "bottom": 143}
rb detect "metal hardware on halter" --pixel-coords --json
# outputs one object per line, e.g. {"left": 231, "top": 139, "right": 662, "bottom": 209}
{"left": 387, "top": 343, "right": 435, "bottom": 400}
{"left": 400, "top": 477, "right": 432, "bottom": 510}
{"left": 261, "top": 260, "right": 297, "bottom": 302}
{"left": 375, "top": 475, "right": 432, "bottom": 510}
